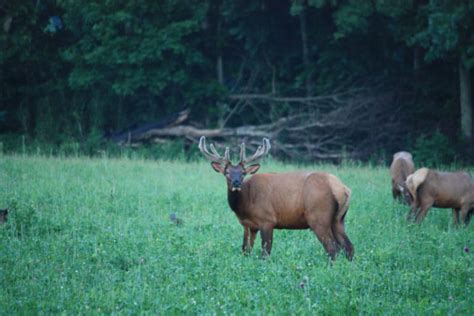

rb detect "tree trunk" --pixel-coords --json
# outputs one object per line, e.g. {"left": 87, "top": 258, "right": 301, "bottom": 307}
{"left": 413, "top": 46, "right": 421, "bottom": 72}
{"left": 459, "top": 56, "right": 472, "bottom": 141}
{"left": 217, "top": 55, "right": 224, "bottom": 85}
{"left": 299, "top": 1, "right": 313, "bottom": 97}
{"left": 216, "top": 9, "right": 224, "bottom": 85}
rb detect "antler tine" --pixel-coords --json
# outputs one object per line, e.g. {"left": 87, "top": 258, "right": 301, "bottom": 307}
{"left": 224, "top": 147, "right": 230, "bottom": 161}
{"left": 241, "top": 138, "right": 271, "bottom": 165}
{"left": 239, "top": 142, "right": 246, "bottom": 163}
{"left": 198, "top": 136, "right": 229, "bottom": 163}
{"left": 209, "top": 143, "right": 230, "bottom": 162}
{"left": 198, "top": 136, "right": 215, "bottom": 161}
{"left": 209, "top": 143, "right": 219, "bottom": 155}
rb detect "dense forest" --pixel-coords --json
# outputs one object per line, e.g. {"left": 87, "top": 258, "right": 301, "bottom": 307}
{"left": 1, "top": 0, "right": 473, "bottom": 163}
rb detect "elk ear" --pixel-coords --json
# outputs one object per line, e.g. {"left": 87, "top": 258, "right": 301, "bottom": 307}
{"left": 245, "top": 164, "right": 260, "bottom": 175}
{"left": 211, "top": 162, "right": 225, "bottom": 174}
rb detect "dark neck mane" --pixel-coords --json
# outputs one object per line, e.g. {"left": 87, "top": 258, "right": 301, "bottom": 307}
{"left": 227, "top": 189, "right": 243, "bottom": 216}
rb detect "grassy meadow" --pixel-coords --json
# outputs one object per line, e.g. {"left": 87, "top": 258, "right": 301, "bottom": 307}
{"left": 0, "top": 155, "right": 473, "bottom": 314}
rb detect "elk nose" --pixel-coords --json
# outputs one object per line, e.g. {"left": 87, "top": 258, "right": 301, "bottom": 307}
{"left": 232, "top": 180, "right": 240, "bottom": 187}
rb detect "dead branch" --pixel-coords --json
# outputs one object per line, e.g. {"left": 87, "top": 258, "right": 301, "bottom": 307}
{"left": 110, "top": 84, "right": 408, "bottom": 162}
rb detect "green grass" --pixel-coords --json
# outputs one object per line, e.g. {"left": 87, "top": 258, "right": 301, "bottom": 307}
{"left": 0, "top": 155, "right": 473, "bottom": 314}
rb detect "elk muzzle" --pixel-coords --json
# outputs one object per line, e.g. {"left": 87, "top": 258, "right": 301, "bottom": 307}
{"left": 227, "top": 166, "right": 245, "bottom": 191}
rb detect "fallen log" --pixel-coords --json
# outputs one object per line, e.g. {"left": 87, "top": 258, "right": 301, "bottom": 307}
{"left": 107, "top": 108, "right": 189, "bottom": 144}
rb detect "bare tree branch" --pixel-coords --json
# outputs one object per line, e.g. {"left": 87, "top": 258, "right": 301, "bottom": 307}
{"left": 111, "top": 84, "right": 408, "bottom": 162}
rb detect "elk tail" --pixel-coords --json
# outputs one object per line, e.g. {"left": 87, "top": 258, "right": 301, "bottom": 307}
{"left": 337, "top": 185, "right": 351, "bottom": 224}
{"left": 406, "top": 167, "right": 429, "bottom": 201}
{"left": 328, "top": 175, "right": 354, "bottom": 260}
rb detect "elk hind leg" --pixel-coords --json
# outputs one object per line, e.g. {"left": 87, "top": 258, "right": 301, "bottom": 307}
{"left": 260, "top": 226, "right": 274, "bottom": 258}
{"left": 460, "top": 204, "right": 474, "bottom": 226}
{"left": 332, "top": 215, "right": 354, "bottom": 261}
{"left": 305, "top": 193, "right": 341, "bottom": 260}
{"left": 310, "top": 221, "right": 340, "bottom": 261}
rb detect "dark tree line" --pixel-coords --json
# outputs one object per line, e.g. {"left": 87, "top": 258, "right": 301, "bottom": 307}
{"left": 1, "top": 1, "right": 473, "bottom": 162}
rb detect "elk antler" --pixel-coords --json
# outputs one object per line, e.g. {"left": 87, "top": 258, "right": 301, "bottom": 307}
{"left": 239, "top": 138, "right": 271, "bottom": 165}
{"left": 198, "top": 136, "right": 230, "bottom": 164}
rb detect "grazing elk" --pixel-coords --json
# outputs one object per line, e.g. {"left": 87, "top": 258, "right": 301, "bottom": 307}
{"left": 199, "top": 137, "right": 354, "bottom": 260}
{"left": 405, "top": 168, "right": 474, "bottom": 225}
{"left": 390, "top": 151, "right": 415, "bottom": 204}
{"left": 0, "top": 209, "right": 8, "bottom": 224}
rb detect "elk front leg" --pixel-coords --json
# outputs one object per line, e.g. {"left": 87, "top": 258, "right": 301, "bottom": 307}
{"left": 392, "top": 186, "right": 400, "bottom": 200}
{"left": 414, "top": 199, "right": 434, "bottom": 224}
{"left": 452, "top": 208, "right": 460, "bottom": 226}
{"left": 260, "top": 226, "right": 274, "bottom": 258}
{"left": 242, "top": 226, "right": 258, "bottom": 255}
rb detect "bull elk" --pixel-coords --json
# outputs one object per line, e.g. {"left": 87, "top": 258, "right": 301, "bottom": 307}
{"left": 389, "top": 151, "right": 415, "bottom": 204}
{"left": 199, "top": 137, "right": 354, "bottom": 260}
{"left": 406, "top": 168, "right": 474, "bottom": 225}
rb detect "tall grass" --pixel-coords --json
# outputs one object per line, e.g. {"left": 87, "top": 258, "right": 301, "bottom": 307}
{"left": 0, "top": 156, "right": 473, "bottom": 314}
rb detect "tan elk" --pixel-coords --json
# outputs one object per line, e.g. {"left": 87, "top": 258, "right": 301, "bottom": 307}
{"left": 390, "top": 151, "right": 415, "bottom": 204}
{"left": 405, "top": 168, "right": 474, "bottom": 225}
{"left": 199, "top": 136, "right": 354, "bottom": 260}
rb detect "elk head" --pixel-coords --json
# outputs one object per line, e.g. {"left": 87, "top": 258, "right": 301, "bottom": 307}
{"left": 398, "top": 184, "right": 413, "bottom": 205}
{"left": 199, "top": 136, "right": 271, "bottom": 191}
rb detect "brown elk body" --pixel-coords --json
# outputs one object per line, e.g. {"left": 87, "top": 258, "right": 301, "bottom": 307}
{"left": 406, "top": 168, "right": 474, "bottom": 225}
{"left": 199, "top": 137, "right": 353, "bottom": 260}
{"left": 389, "top": 151, "right": 415, "bottom": 204}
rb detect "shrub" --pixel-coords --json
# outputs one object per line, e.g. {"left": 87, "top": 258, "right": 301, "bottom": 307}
{"left": 412, "top": 130, "right": 456, "bottom": 167}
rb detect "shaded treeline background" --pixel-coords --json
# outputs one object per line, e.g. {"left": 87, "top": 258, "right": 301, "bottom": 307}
{"left": 1, "top": 0, "right": 473, "bottom": 164}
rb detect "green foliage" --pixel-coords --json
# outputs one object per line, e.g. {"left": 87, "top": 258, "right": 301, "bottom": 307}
{"left": 1, "top": 0, "right": 473, "bottom": 160}
{"left": 58, "top": 0, "right": 217, "bottom": 127}
{"left": 62, "top": 1, "right": 208, "bottom": 96}
{"left": 380, "top": 1, "right": 474, "bottom": 65}
{"left": 0, "top": 156, "right": 473, "bottom": 314}
{"left": 332, "top": 0, "right": 374, "bottom": 40}
{"left": 412, "top": 130, "right": 457, "bottom": 167}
